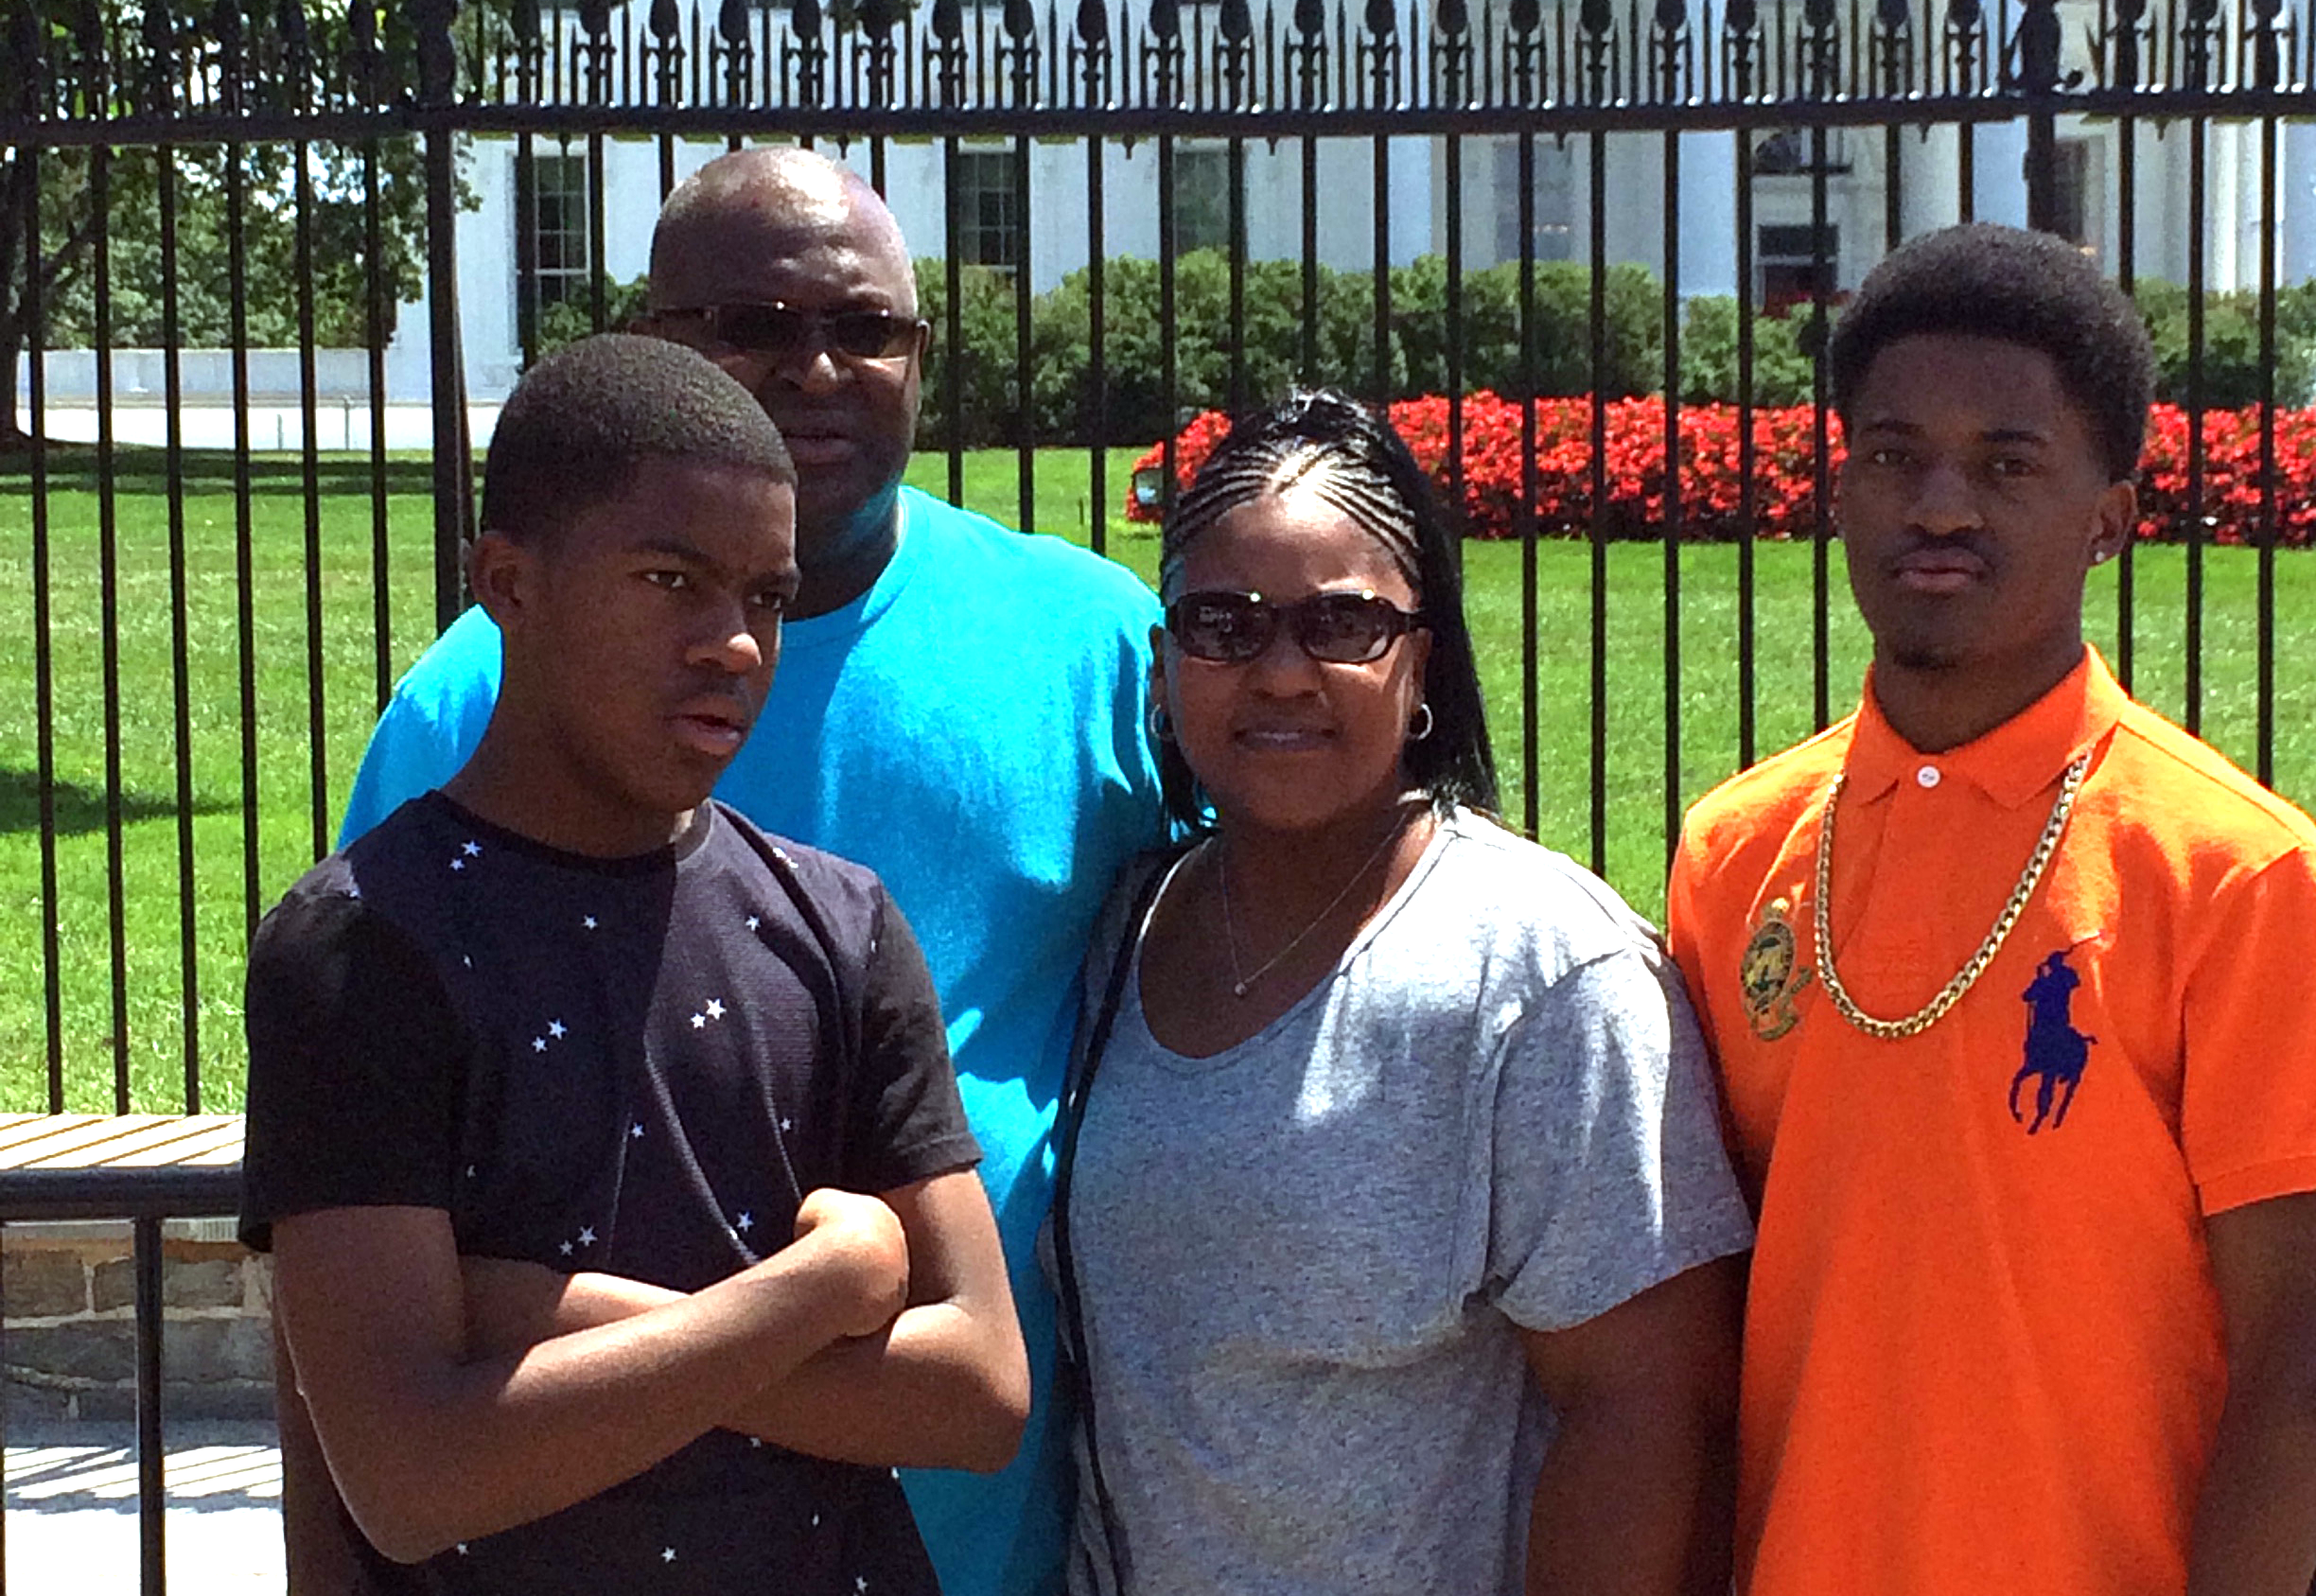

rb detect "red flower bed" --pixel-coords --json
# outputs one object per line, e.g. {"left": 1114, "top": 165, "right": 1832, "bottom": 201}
{"left": 1126, "top": 394, "right": 2316, "bottom": 547}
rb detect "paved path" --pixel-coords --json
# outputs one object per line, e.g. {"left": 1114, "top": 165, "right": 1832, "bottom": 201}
{"left": 4, "top": 1421, "right": 282, "bottom": 1593}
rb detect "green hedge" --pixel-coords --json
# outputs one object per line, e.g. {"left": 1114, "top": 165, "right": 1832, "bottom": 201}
{"left": 536, "top": 258, "right": 2316, "bottom": 447}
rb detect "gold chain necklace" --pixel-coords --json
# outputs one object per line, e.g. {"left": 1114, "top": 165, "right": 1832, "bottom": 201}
{"left": 1813, "top": 748, "right": 2093, "bottom": 1041}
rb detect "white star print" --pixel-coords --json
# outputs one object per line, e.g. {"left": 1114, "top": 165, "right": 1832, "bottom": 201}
{"left": 630, "top": 1122, "right": 644, "bottom": 1138}
{"left": 577, "top": 1226, "right": 596, "bottom": 1246}
{"left": 461, "top": 840, "right": 481, "bottom": 857}
{"left": 779, "top": 1118, "right": 792, "bottom": 1133}
{"left": 749, "top": 1436, "right": 763, "bottom": 1448}
{"left": 735, "top": 1212, "right": 754, "bottom": 1233}
{"left": 455, "top": 1543, "right": 468, "bottom": 1555}
{"left": 449, "top": 857, "right": 465, "bottom": 871}
{"left": 704, "top": 999, "right": 726, "bottom": 1020}
{"left": 856, "top": 1577, "right": 869, "bottom": 1593}
{"left": 465, "top": 1165, "right": 476, "bottom": 1178}
{"left": 345, "top": 884, "right": 360, "bottom": 900}
{"left": 661, "top": 1547, "right": 676, "bottom": 1564}
{"left": 548, "top": 1019, "right": 567, "bottom": 1039}
{"left": 557, "top": 1239, "right": 572, "bottom": 1255}
{"left": 746, "top": 915, "right": 761, "bottom": 932}
{"left": 811, "top": 1513, "right": 820, "bottom": 1527}
{"left": 532, "top": 1037, "right": 546, "bottom": 1053}
{"left": 462, "top": 955, "right": 472, "bottom": 968}
{"left": 690, "top": 1013, "right": 706, "bottom": 1029}
{"left": 582, "top": 914, "right": 598, "bottom": 931}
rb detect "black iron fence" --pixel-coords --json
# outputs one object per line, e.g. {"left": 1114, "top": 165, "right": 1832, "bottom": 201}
{"left": 3, "top": 0, "right": 2315, "bottom": 1117}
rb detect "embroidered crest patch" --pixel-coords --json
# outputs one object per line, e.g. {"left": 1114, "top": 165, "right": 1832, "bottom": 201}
{"left": 1739, "top": 895, "right": 1814, "bottom": 1041}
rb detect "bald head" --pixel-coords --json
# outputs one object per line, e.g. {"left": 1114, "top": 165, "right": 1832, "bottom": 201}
{"left": 650, "top": 148, "right": 916, "bottom": 317}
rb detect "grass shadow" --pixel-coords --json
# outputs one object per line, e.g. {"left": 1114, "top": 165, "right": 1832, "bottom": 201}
{"left": 0, "top": 767, "right": 215, "bottom": 837}
{"left": 0, "top": 441, "right": 454, "bottom": 499}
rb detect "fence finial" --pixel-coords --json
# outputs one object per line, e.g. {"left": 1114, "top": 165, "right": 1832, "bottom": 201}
{"left": 412, "top": 0, "right": 456, "bottom": 101}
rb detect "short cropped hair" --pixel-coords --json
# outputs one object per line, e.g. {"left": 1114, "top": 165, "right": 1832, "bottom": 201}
{"left": 482, "top": 333, "right": 795, "bottom": 545}
{"left": 1829, "top": 224, "right": 2154, "bottom": 482}
{"left": 1158, "top": 389, "right": 1499, "bottom": 828}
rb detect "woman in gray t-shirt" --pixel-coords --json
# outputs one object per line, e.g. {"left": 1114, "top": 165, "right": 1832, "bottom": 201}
{"left": 1048, "top": 390, "right": 1754, "bottom": 1596}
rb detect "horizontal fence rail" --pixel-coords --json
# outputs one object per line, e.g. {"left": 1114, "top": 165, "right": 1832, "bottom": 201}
{"left": 1, "top": 0, "right": 2312, "bottom": 1131}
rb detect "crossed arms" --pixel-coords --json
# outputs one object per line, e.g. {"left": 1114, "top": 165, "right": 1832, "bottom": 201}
{"left": 272, "top": 1168, "right": 1028, "bottom": 1567}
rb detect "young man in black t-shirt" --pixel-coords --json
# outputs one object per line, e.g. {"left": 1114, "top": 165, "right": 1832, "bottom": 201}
{"left": 240, "top": 334, "right": 1028, "bottom": 1595}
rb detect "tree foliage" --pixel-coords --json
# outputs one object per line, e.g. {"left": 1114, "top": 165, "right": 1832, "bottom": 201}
{"left": 2, "top": 0, "right": 447, "bottom": 442}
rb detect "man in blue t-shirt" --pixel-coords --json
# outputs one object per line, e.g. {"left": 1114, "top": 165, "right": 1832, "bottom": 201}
{"left": 316, "top": 148, "right": 1164, "bottom": 1596}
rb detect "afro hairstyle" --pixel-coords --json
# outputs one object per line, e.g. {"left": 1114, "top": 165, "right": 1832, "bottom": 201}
{"left": 1828, "top": 223, "right": 2154, "bottom": 483}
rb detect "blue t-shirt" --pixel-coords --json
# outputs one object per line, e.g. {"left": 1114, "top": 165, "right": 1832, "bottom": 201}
{"left": 338, "top": 487, "right": 1167, "bottom": 1596}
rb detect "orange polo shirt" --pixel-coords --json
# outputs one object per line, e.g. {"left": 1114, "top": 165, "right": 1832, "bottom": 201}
{"left": 1667, "top": 646, "right": 2316, "bottom": 1596}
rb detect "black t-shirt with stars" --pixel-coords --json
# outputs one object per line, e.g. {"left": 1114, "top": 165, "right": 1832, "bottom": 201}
{"left": 241, "top": 792, "right": 979, "bottom": 1596}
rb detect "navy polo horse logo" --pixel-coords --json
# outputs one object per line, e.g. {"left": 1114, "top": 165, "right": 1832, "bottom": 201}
{"left": 2009, "top": 949, "right": 2095, "bottom": 1134}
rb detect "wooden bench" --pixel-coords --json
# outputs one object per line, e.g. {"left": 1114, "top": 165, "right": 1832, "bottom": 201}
{"left": 0, "top": 1114, "right": 243, "bottom": 1222}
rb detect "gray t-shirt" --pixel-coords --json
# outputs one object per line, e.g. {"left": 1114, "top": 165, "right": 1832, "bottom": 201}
{"left": 1062, "top": 808, "right": 1753, "bottom": 1596}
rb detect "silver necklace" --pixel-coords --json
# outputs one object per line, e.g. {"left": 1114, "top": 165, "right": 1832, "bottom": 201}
{"left": 1213, "top": 807, "right": 1419, "bottom": 999}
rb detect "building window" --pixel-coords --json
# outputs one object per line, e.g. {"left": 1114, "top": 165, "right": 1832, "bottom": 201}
{"left": 1493, "top": 139, "right": 1576, "bottom": 265}
{"left": 1171, "top": 148, "right": 1236, "bottom": 254}
{"left": 1758, "top": 223, "right": 1837, "bottom": 311}
{"left": 955, "top": 149, "right": 1023, "bottom": 273}
{"left": 519, "top": 151, "right": 591, "bottom": 328}
{"left": 1752, "top": 128, "right": 1851, "bottom": 177}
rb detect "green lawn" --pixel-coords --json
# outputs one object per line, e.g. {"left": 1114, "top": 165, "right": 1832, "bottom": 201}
{"left": 6, "top": 443, "right": 2313, "bottom": 1113}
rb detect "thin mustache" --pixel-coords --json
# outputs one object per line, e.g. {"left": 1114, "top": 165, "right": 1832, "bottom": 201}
{"left": 1886, "top": 533, "right": 1996, "bottom": 571}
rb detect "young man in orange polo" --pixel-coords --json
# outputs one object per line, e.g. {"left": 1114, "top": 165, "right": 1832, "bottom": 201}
{"left": 1668, "top": 223, "right": 2316, "bottom": 1596}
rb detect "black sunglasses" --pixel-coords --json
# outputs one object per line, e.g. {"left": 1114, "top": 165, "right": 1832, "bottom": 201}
{"left": 658, "top": 301, "right": 926, "bottom": 361}
{"left": 1164, "top": 588, "right": 1425, "bottom": 666}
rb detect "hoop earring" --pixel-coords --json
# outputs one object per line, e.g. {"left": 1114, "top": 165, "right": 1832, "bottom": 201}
{"left": 1408, "top": 703, "right": 1435, "bottom": 743}
{"left": 1149, "top": 702, "right": 1175, "bottom": 744}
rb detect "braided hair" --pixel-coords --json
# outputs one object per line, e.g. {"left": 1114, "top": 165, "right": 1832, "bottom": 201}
{"left": 1157, "top": 389, "right": 1499, "bottom": 832}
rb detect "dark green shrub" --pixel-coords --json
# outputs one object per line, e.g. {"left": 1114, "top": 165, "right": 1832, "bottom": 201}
{"left": 534, "top": 274, "right": 651, "bottom": 359}
{"left": 1676, "top": 296, "right": 1819, "bottom": 408}
{"left": 2134, "top": 278, "right": 2314, "bottom": 409}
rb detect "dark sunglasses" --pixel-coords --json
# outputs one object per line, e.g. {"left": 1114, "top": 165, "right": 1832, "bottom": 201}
{"left": 1165, "top": 588, "right": 1425, "bottom": 666}
{"left": 658, "top": 301, "right": 926, "bottom": 361}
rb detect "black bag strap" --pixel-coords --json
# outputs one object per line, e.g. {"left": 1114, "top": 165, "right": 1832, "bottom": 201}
{"left": 1049, "top": 847, "right": 1186, "bottom": 1596}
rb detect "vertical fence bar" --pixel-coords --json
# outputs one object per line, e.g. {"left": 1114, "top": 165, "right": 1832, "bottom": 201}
{"left": 1805, "top": 0, "right": 1834, "bottom": 733}
{"left": 1518, "top": 127, "right": 1540, "bottom": 836}
{"left": 936, "top": 0, "right": 967, "bottom": 503}
{"left": 1007, "top": 0, "right": 1037, "bottom": 533}
{"left": 151, "top": 9, "right": 201, "bottom": 1112}
{"left": 1080, "top": 0, "right": 1111, "bottom": 553}
{"left": 134, "top": 1214, "right": 166, "bottom": 1596}
{"left": 84, "top": 21, "right": 133, "bottom": 1114}
{"left": 222, "top": 0, "right": 265, "bottom": 950}
{"left": 1733, "top": 109, "right": 1759, "bottom": 770}
{"left": 421, "top": 0, "right": 474, "bottom": 633}
{"left": 1444, "top": 119, "right": 1466, "bottom": 559}
{"left": 2184, "top": 109, "right": 2206, "bottom": 733}
{"left": 2114, "top": 108, "right": 2137, "bottom": 690}
{"left": 364, "top": 123, "right": 395, "bottom": 721}
{"left": 941, "top": 134, "right": 965, "bottom": 503}
{"left": 24, "top": 126, "right": 64, "bottom": 1114}
{"left": 1588, "top": 129, "right": 1608, "bottom": 878}
{"left": 292, "top": 54, "right": 333, "bottom": 867}
{"left": 1, "top": 1214, "right": 8, "bottom": 1593}
{"left": 1808, "top": 127, "right": 1832, "bottom": 733}
{"left": 1658, "top": 0, "right": 1684, "bottom": 868}
{"left": 1011, "top": 129, "right": 1034, "bottom": 532}
{"left": 2255, "top": 108, "right": 2276, "bottom": 786}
